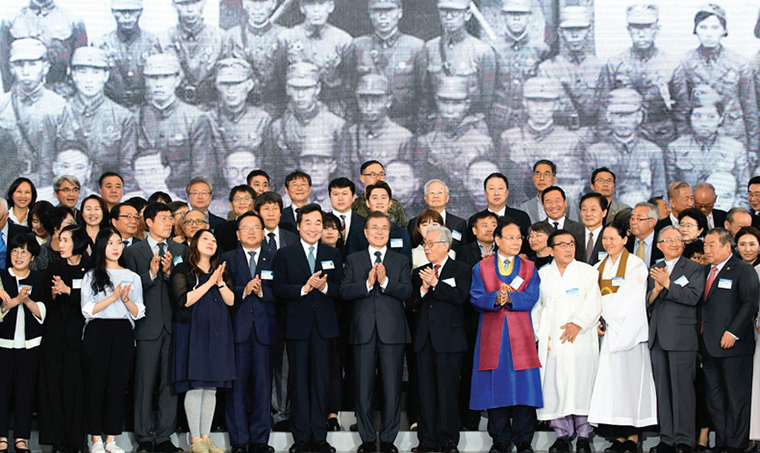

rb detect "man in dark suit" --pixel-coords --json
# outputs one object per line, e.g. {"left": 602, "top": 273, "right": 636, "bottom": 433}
{"left": 578, "top": 193, "right": 608, "bottom": 266}
{"left": 280, "top": 171, "right": 313, "bottom": 232}
{"left": 724, "top": 207, "right": 753, "bottom": 238}
{"left": 748, "top": 176, "right": 760, "bottom": 228}
{"left": 110, "top": 202, "right": 142, "bottom": 247}
{"left": 123, "top": 202, "right": 188, "bottom": 453}
{"left": 693, "top": 183, "right": 727, "bottom": 231}
{"left": 186, "top": 177, "right": 226, "bottom": 229}
{"left": 538, "top": 186, "right": 584, "bottom": 261}
{"left": 340, "top": 211, "right": 412, "bottom": 453}
{"left": 347, "top": 182, "right": 412, "bottom": 260}
{"left": 329, "top": 177, "right": 363, "bottom": 247}
{"left": 215, "top": 185, "right": 257, "bottom": 253}
{"left": 655, "top": 182, "right": 694, "bottom": 232}
{"left": 253, "top": 191, "right": 298, "bottom": 432}
{"left": 0, "top": 199, "right": 31, "bottom": 269}
{"left": 410, "top": 225, "right": 472, "bottom": 453}
{"left": 646, "top": 226, "right": 705, "bottom": 453}
{"left": 221, "top": 212, "right": 276, "bottom": 453}
{"left": 700, "top": 228, "right": 759, "bottom": 453}
{"left": 272, "top": 204, "right": 343, "bottom": 453}
{"left": 626, "top": 202, "right": 663, "bottom": 266}
{"left": 407, "top": 180, "right": 467, "bottom": 253}
{"left": 459, "top": 211, "right": 499, "bottom": 268}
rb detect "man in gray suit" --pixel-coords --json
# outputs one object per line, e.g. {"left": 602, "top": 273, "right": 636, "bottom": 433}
{"left": 538, "top": 186, "right": 584, "bottom": 261}
{"left": 646, "top": 226, "right": 705, "bottom": 453}
{"left": 123, "top": 202, "right": 188, "bottom": 453}
{"left": 517, "top": 160, "right": 579, "bottom": 224}
{"left": 340, "top": 211, "right": 412, "bottom": 453}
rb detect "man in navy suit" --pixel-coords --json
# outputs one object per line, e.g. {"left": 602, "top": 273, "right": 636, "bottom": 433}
{"left": 578, "top": 192, "right": 607, "bottom": 266}
{"left": 280, "top": 171, "right": 313, "bottom": 232}
{"left": 273, "top": 204, "right": 343, "bottom": 453}
{"left": 222, "top": 212, "right": 276, "bottom": 453}
{"left": 701, "top": 228, "right": 759, "bottom": 453}
{"left": 329, "top": 177, "right": 363, "bottom": 247}
{"left": 110, "top": 202, "right": 142, "bottom": 247}
{"left": 347, "top": 182, "right": 412, "bottom": 260}
{"left": 186, "top": 177, "right": 226, "bottom": 229}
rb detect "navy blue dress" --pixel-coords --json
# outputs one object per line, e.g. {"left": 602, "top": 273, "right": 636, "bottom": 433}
{"left": 171, "top": 262, "right": 235, "bottom": 393}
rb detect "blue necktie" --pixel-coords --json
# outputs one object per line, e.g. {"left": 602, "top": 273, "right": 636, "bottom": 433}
{"left": 0, "top": 232, "right": 5, "bottom": 270}
{"left": 248, "top": 251, "right": 257, "bottom": 278}
{"left": 308, "top": 245, "right": 316, "bottom": 274}
{"left": 374, "top": 251, "right": 382, "bottom": 263}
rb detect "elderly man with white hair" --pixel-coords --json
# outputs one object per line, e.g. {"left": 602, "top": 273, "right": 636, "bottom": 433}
{"left": 407, "top": 180, "right": 467, "bottom": 253}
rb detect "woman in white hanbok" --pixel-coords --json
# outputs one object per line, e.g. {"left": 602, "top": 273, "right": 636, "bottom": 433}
{"left": 589, "top": 222, "right": 657, "bottom": 453}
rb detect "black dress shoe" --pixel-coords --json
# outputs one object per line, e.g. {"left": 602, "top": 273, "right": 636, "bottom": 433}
{"left": 357, "top": 442, "right": 377, "bottom": 453}
{"left": 675, "top": 445, "right": 691, "bottom": 453}
{"left": 52, "top": 444, "right": 68, "bottom": 453}
{"left": 489, "top": 442, "right": 508, "bottom": 453}
{"left": 327, "top": 418, "right": 341, "bottom": 431}
{"left": 693, "top": 446, "right": 709, "bottom": 453}
{"left": 621, "top": 441, "right": 639, "bottom": 453}
{"left": 443, "top": 441, "right": 459, "bottom": 453}
{"left": 650, "top": 443, "right": 675, "bottom": 453}
{"left": 231, "top": 445, "right": 248, "bottom": 453}
{"left": 517, "top": 442, "right": 535, "bottom": 453}
{"left": 289, "top": 442, "right": 309, "bottom": 453}
{"left": 274, "top": 420, "right": 292, "bottom": 432}
{"left": 313, "top": 441, "right": 336, "bottom": 453}
{"left": 380, "top": 443, "right": 398, "bottom": 453}
{"left": 411, "top": 444, "right": 438, "bottom": 453}
{"left": 577, "top": 438, "right": 591, "bottom": 453}
{"left": 606, "top": 441, "right": 624, "bottom": 453}
{"left": 251, "top": 444, "right": 275, "bottom": 453}
{"left": 154, "top": 442, "right": 182, "bottom": 453}
{"left": 549, "top": 438, "right": 571, "bottom": 453}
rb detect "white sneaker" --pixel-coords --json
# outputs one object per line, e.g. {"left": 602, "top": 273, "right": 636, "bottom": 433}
{"left": 105, "top": 440, "right": 125, "bottom": 453}
{"left": 90, "top": 440, "right": 105, "bottom": 453}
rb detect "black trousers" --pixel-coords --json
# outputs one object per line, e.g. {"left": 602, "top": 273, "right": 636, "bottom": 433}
{"left": 0, "top": 347, "right": 40, "bottom": 439}
{"left": 287, "top": 326, "right": 330, "bottom": 444}
{"left": 328, "top": 337, "right": 348, "bottom": 414}
{"left": 82, "top": 320, "right": 135, "bottom": 436}
{"left": 38, "top": 337, "right": 84, "bottom": 448}
{"left": 487, "top": 406, "right": 534, "bottom": 447}
{"left": 702, "top": 352, "right": 753, "bottom": 449}
{"left": 416, "top": 336, "right": 463, "bottom": 447}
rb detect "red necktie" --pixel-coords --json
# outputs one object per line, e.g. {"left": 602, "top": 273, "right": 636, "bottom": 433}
{"left": 705, "top": 266, "right": 718, "bottom": 295}
{"left": 434, "top": 264, "right": 440, "bottom": 278}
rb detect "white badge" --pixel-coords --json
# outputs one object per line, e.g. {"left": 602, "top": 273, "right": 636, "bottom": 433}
{"left": 390, "top": 238, "right": 403, "bottom": 248}
{"left": 718, "top": 278, "right": 733, "bottom": 290}
{"left": 260, "top": 270, "right": 274, "bottom": 280}
{"left": 598, "top": 251, "right": 608, "bottom": 260}
{"left": 173, "top": 255, "right": 184, "bottom": 265}
{"left": 510, "top": 275, "right": 524, "bottom": 289}
{"left": 674, "top": 275, "right": 689, "bottom": 287}
{"left": 72, "top": 279, "right": 82, "bottom": 289}
{"left": 18, "top": 284, "right": 32, "bottom": 293}
{"left": 321, "top": 260, "right": 336, "bottom": 270}
{"left": 451, "top": 230, "right": 463, "bottom": 241}
{"left": 566, "top": 287, "right": 580, "bottom": 296}
{"left": 442, "top": 278, "right": 456, "bottom": 287}
{"left": 612, "top": 277, "right": 625, "bottom": 286}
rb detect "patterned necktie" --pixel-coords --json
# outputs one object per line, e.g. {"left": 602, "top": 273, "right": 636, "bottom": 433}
{"left": 586, "top": 232, "right": 594, "bottom": 261}
{"left": 553, "top": 221, "right": 559, "bottom": 231}
{"left": 374, "top": 251, "right": 382, "bottom": 263}
{"left": 248, "top": 251, "right": 257, "bottom": 278}
{"left": 340, "top": 214, "right": 347, "bottom": 243}
{"left": 705, "top": 266, "right": 718, "bottom": 295}
{"left": 308, "top": 245, "right": 316, "bottom": 273}
{"left": 434, "top": 264, "right": 440, "bottom": 278}
{"left": 267, "top": 232, "right": 277, "bottom": 253}
{"left": 636, "top": 239, "right": 646, "bottom": 261}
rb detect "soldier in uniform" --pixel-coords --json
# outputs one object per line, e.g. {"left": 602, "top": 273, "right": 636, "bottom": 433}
{"left": 415, "top": 76, "right": 494, "bottom": 217}
{"left": 211, "top": 58, "right": 272, "bottom": 190}
{"left": 596, "top": 4, "right": 678, "bottom": 149}
{"left": 0, "top": 38, "right": 81, "bottom": 186}
{"left": 222, "top": 0, "right": 288, "bottom": 118}
{"left": 68, "top": 47, "right": 137, "bottom": 191}
{"left": 499, "top": 77, "right": 582, "bottom": 206}
{"left": 584, "top": 88, "right": 667, "bottom": 206}
{"left": 280, "top": 0, "right": 355, "bottom": 119}
{"left": 339, "top": 74, "right": 414, "bottom": 179}
{"left": 137, "top": 53, "right": 216, "bottom": 195}
{"left": 423, "top": 0, "right": 497, "bottom": 132}
{"left": 160, "top": 0, "right": 225, "bottom": 108}
{"left": 538, "top": 6, "right": 602, "bottom": 134}
{"left": 672, "top": 3, "right": 759, "bottom": 165}
{"left": 0, "top": 0, "right": 87, "bottom": 95}
{"left": 489, "top": 0, "right": 550, "bottom": 137}
{"left": 353, "top": 0, "right": 426, "bottom": 132}
{"left": 268, "top": 62, "right": 345, "bottom": 186}
{"left": 98, "top": 0, "right": 161, "bottom": 110}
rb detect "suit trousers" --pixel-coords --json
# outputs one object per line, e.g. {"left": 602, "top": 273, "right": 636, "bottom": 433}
{"left": 487, "top": 406, "right": 534, "bottom": 446}
{"left": 702, "top": 351, "right": 753, "bottom": 449}
{"left": 271, "top": 336, "right": 290, "bottom": 424}
{"left": 416, "top": 336, "right": 463, "bottom": 447}
{"left": 650, "top": 339, "right": 696, "bottom": 446}
{"left": 134, "top": 329, "right": 177, "bottom": 444}
{"left": 287, "top": 326, "right": 330, "bottom": 443}
{"left": 226, "top": 332, "right": 273, "bottom": 445}
{"left": 354, "top": 326, "right": 405, "bottom": 444}
{"left": 0, "top": 347, "right": 40, "bottom": 439}
{"left": 82, "top": 320, "right": 135, "bottom": 436}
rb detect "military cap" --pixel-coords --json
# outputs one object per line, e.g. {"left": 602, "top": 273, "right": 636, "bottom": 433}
{"left": 143, "top": 54, "right": 181, "bottom": 76}
{"left": 438, "top": 0, "right": 470, "bottom": 10}
{"left": 691, "top": 84, "right": 723, "bottom": 109}
{"left": 501, "top": 0, "right": 531, "bottom": 14}
{"left": 71, "top": 47, "right": 110, "bottom": 69}
{"left": 9, "top": 38, "right": 47, "bottom": 62}
{"left": 368, "top": 0, "right": 401, "bottom": 9}
{"left": 696, "top": 3, "right": 727, "bottom": 23}
{"left": 626, "top": 4, "right": 658, "bottom": 25}
{"left": 522, "top": 77, "right": 560, "bottom": 100}
{"left": 111, "top": 0, "right": 143, "bottom": 9}
{"left": 559, "top": 6, "right": 591, "bottom": 28}
{"left": 287, "top": 62, "right": 320, "bottom": 87}
{"left": 606, "top": 88, "right": 643, "bottom": 113}
{"left": 356, "top": 74, "right": 390, "bottom": 95}
{"left": 216, "top": 58, "right": 252, "bottom": 83}
{"left": 436, "top": 76, "right": 469, "bottom": 100}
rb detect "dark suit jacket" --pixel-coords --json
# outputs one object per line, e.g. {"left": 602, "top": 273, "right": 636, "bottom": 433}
{"left": 626, "top": 234, "right": 664, "bottom": 267}
{"left": 465, "top": 207, "right": 531, "bottom": 255}
{"left": 655, "top": 216, "right": 673, "bottom": 233}
{"left": 279, "top": 206, "right": 297, "bottom": 232}
{"left": 580, "top": 229, "right": 605, "bottom": 266}
{"left": 272, "top": 242, "right": 342, "bottom": 340}
{"left": 710, "top": 209, "right": 727, "bottom": 230}
{"left": 5, "top": 223, "right": 31, "bottom": 268}
{"left": 214, "top": 220, "right": 239, "bottom": 253}
{"left": 539, "top": 217, "right": 585, "bottom": 261}
{"left": 407, "top": 212, "right": 467, "bottom": 252}
{"left": 346, "top": 220, "right": 412, "bottom": 261}
{"left": 457, "top": 241, "right": 494, "bottom": 268}
{"left": 209, "top": 211, "right": 226, "bottom": 229}
{"left": 646, "top": 256, "right": 705, "bottom": 351}
{"left": 340, "top": 249, "right": 412, "bottom": 345}
{"left": 700, "top": 255, "right": 759, "bottom": 358}
{"left": 221, "top": 247, "right": 276, "bottom": 345}
{"left": 123, "top": 239, "right": 188, "bottom": 341}
{"left": 342, "top": 212, "right": 365, "bottom": 248}
{"left": 410, "top": 259, "right": 471, "bottom": 353}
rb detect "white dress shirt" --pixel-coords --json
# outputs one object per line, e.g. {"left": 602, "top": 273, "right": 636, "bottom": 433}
{"left": 300, "top": 240, "right": 328, "bottom": 295}
{"left": 367, "top": 245, "right": 389, "bottom": 292}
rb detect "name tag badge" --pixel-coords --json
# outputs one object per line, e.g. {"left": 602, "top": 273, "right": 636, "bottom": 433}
{"left": 674, "top": 275, "right": 689, "bottom": 287}
{"left": 390, "top": 238, "right": 403, "bottom": 248}
{"left": 566, "top": 287, "right": 580, "bottom": 296}
{"left": 510, "top": 276, "right": 524, "bottom": 289}
{"left": 612, "top": 277, "right": 625, "bottom": 287}
{"left": 173, "top": 255, "right": 184, "bottom": 265}
{"left": 18, "top": 284, "right": 32, "bottom": 293}
{"left": 72, "top": 279, "right": 82, "bottom": 289}
{"left": 598, "top": 251, "right": 608, "bottom": 260}
{"left": 321, "top": 260, "right": 336, "bottom": 270}
{"left": 260, "top": 270, "right": 274, "bottom": 280}
{"left": 451, "top": 230, "right": 463, "bottom": 241}
{"left": 718, "top": 278, "right": 733, "bottom": 290}
{"left": 655, "top": 258, "right": 665, "bottom": 264}
{"left": 121, "top": 280, "right": 133, "bottom": 286}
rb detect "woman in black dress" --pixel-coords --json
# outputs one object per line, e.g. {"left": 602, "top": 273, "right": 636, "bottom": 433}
{"left": 171, "top": 230, "right": 235, "bottom": 453}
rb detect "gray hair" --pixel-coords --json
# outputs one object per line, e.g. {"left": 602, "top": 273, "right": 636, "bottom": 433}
{"left": 693, "top": 182, "right": 716, "bottom": 195}
{"left": 53, "top": 175, "right": 81, "bottom": 192}
{"left": 706, "top": 227, "right": 735, "bottom": 247}
{"left": 423, "top": 179, "right": 449, "bottom": 196}
{"left": 656, "top": 225, "right": 683, "bottom": 242}
{"left": 182, "top": 209, "right": 207, "bottom": 222}
{"left": 186, "top": 177, "right": 213, "bottom": 196}
{"left": 0, "top": 198, "right": 8, "bottom": 215}
{"left": 426, "top": 225, "right": 452, "bottom": 247}
{"left": 727, "top": 207, "right": 751, "bottom": 224}
{"left": 634, "top": 202, "right": 658, "bottom": 221}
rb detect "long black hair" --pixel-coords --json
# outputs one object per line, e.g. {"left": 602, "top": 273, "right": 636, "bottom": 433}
{"left": 90, "top": 227, "right": 123, "bottom": 294}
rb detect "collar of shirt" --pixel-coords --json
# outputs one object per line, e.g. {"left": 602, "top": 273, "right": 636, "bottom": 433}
{"left": 497, "top": 251, "right": 516, "bottom": 268}
{"left": 713, "top": 255, "right": 731, "bottom": 274}
{"left": 527, "top": 121, "right": 555, "bottom": 140}
{"left": 433, "top": 256, "right": 449, "bottom": 272}
{"left": 150, "top": 99, "right": 179, "bottom": 119}
{"left": 706, "top": 211, "right": 715, "bottom": 228}
{"left": 180, "top": 20, "right": 206, "bottom": 40}
{"left": 490, "top": 206, "right": 507, "bottom": 217}
{"left": 1, "top": 222, "right": 9, "bottom": 242}
{"left": 300, "top": 239, "right": 318, "bottom": 259}
{"left": 669, "top": 213, "right": 680, "bottom": 228}
{"left": 642, "top": 230, "right": 655, "bottom": 248}
{"left": 698, "top": 44, "right": 724, "bottom": 63}
{"left": 565, "top": 50, "right": 588, "bottom": 65}
{"left": 611, "top": 133, "right": 639, "bottom": 152}
{"left": 14, "top": 83, "right": 45, "bottom": 105}
{"left": 220, "top": 103, "right": 249, "bottom": 123}
{"left": 72, "top": 93, "right": 106, "bottom": 117}
{"left": 504, "top": 28, "right": 529, "bottom": 46}
{"left": 444, "top": 28, "right": 467, "bottom": 46}
{"left": 477, "top": 241, "right": 495, "bottom": 255}
{"left": 438, "top": 210, "right": 447, "bottom": 224}
{"left": 265, "top": 226, "right": 280, "bottom": 245}
{"left": 29, "top": 0, "right": 55, "bottom": 15}
{"left": 242, "top": 245, "right": 262, "bottom": 261}
{"left": 247, "top": 19, "right": 273, "bottom": 35}
{"left": 146, "top": 235, "right": 167, "bottom": 255}
{"left": 585, "top": 225, "right": 603, "bottom": 242}
{"left": 549, "top": 216, "right": 566, "bottom": 229}
{"left": 368, "top": 245, "right": 388, "bottom": 266}
{"left": 362, "top": 116, "right": 391, "bottom": 138}
{"left": 374, "top": 29, "right": 400, "bottom": 48}
{"left": 333, "top": 209, "right": 351, "bottom": 228}
{"left": 630, "top": 45, "right": 658, "bottom": 63}
{"left": 290, "top": 102, "right": 321, "bottom": 124}
{"left": 664, "top": 256, "right": 679, "bottom": 275}
{"left": 304, "top": 23, "right": 327, "bottom": 39}
{"left": 117, "top": 26, "right": 142, "bottom": 44}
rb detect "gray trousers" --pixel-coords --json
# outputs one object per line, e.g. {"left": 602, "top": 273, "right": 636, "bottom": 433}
{"left": 650, "top": 338, "right": 696, "bottom": 446}
{"left": 134, "top": 329, "right": 177, "bottom": 444}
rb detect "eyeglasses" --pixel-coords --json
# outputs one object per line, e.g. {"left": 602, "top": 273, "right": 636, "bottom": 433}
{"left": 10, "top": 250, "right": 30, "bottom": 258}
{"left": 593, "top": 178, "right": 614, "bottom": 185}
{"left": 630, "top": 216, "right": 653, "bottom": 223}
{"left": 500, "top": 235, "right": 524, "bottom": 242}
{"left": 533, "top": 171, "right": 554, "bottom": 180}
{"left": 184, "top": 219, "right": 208, "bottom": 226}
{"left": 749, "top": 192, "right": 760, "bottom": 199}
{"left": 694, "top": 203, "right": 714, "bottom": 209}
{"left": 657, "top": 238, "right": 683, "bottom": 244}
{"left": 57, "top": 187, "right": 80, "bottom": 194}
{"left": 362, "top": 172, "right": 385, "bottom": 179}
{"left": 679, "top": 222, "right": 699, "bottom": 229}
{"left": 232, "top": 196, "right": 254, "bottom": 203}
{"left": 238, "top": 226, "right": 262, "bottom": 232}
{"left": 118, "top": 214, "right": 141, "bottom": 221}
{"left": 422, "top": 241, "right": 447, "bottom": 248}
{"left": 552, "top": 241, "right": 576, "bottom": 250}
{"left": 189, "top": 190, "right": 212, "bottom": 197}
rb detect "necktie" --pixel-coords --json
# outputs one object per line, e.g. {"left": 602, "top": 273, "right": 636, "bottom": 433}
{"left": 267, "top": 232, "right": 277, "bottom": 253}
{"left": 340, "top": 214, "right": 347, "bottom": 242}
{"left": 308, "top": 245, "right": 316, "bottom": 273}
{"left": 248, "top": 251, "right": 257, "bottom": 278}
{"left": 586, "top": 232, "right": 594, "bottom": 261}
{"left": 374, "top": 251, "right": 382, "bottom": 263}
{"left": 434, "top": 264, "right": 440, "bottom": 278}
{"left": 0, "top": 232, "right": 5, "bottom": 270}
{"left": 635, "top": 239, "right": 646, "bottom": 261}
{"left": 504, "top": 258, "right": 510, "bottom": 269}
{"left": 705, "top": 266, "right": 718, "bottom": 295}
{"left": 553, "top": 221, "right": 559, "bottom": 230}
{"left": 157, "top": 242, "right": 166, "bottom": 258}
{"left": 123, "top": 240, "right": 130, "bottom": 247}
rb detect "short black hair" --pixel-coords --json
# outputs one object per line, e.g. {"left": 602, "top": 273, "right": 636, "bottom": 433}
{"left": 532, "top": 159, "right": 556, "bottom": 174}
{"left": 493, "top": 216, "right": 518, "bottom": 239}
{"left": 285, "top": 170, "right": 312, "bottom": 188}
{"left": 253, "top": 191, "right": 283, "bottom": 212}
{"left": 8, "top": 232, "right": 41, "bottom": 258}
{"left": 364, "top": 211, "right": 391, "bottom": 228}
{"left": 124, "top": 196, "right": 147, "bottom": 213}
{"left": 236, "top": 211, "right": 264, "bottom": 229}
{"left": 580, "top": 192, "right": 609, "bottom": 211}
{"left": 591, "top": 167, "right": 616, "bottom": 184}
{"left": 143, "top": 202, "right": 171, "bottom": 223}
{"left": 329, "top": 177, "right": 356, "bottom": 196}
{"left": 42, "top": 206, "right": 74, "bottom": 235}
{"left": 148, "top": 191, "right": 172, "bottom": 204}
{"left": 360, "top": 160, "right": 384, "bottom": 174}
{"left": 228, "top": 185, "right": 256, "bottom": 202}
{"left": 748, "top": 176, "right": 760, "bottom": 191}
{"left": 603, "top": 221, "right": 628, "bottom": 240}
{"left": 365, "top": 181, "right": 392, "bottom": 200}
{"left": 98, "top": 171, "right": 124, "bottom": 187}
{"left": 246, "top": 169, "right": 270, "bottom": 186}
{"left": 60, "top": 224, "right": 90, "bottom": 256}
{"left": 470, "top": 210, "right": 498, "bottom": 226}
{"left": 483, "top": 173, "right": 509, "bottom": 191}
{"left": 540, "top": 186, "right": 566, "bottom": 203}
{"left": 168, "top": 201, "right": 188, "bottom": 215}
{"left": 296, "top": 203, "right": 322, "bottom": 225}
{"left": 109, "top": 202, "right": 137, "bottom": 224}
{"left": 7, "top": 177, "right": 37, "bottom": 209}
{"left": 547, "top": 229, "right": 576, "bottom": 248}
